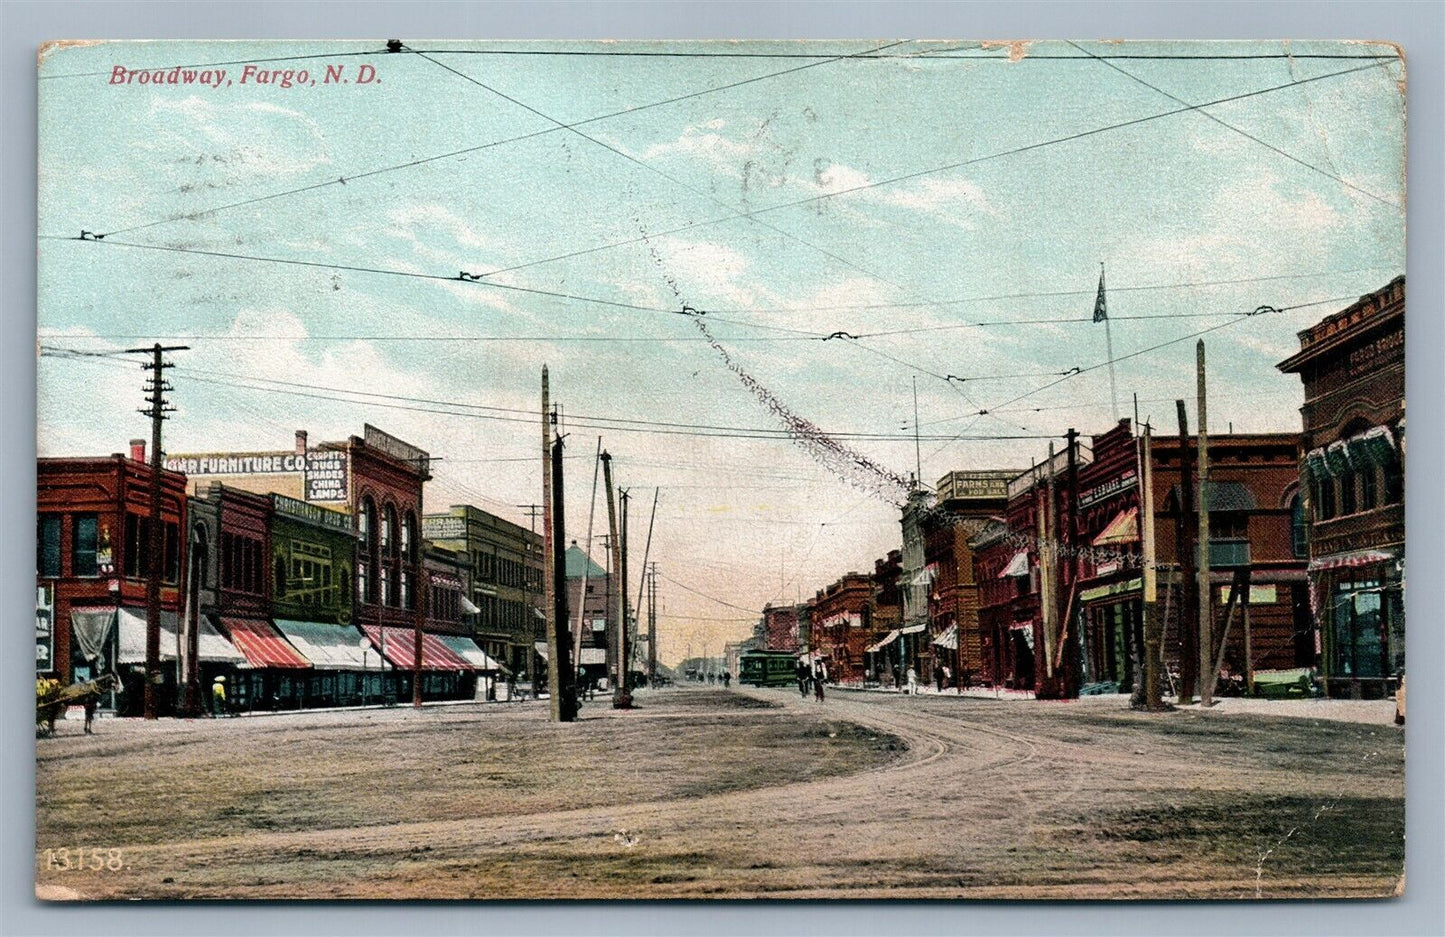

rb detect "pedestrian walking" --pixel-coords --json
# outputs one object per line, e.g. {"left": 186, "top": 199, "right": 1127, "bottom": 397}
{"left": 797, "top": 660, "right": 809, "bottom": 697}
{"left": 723, "top": 670, "right": 731, "bottom": 689}
{"left": 211, "top": 676, "right": 228, "bottom": 716}
{"left": 935, "top": 665, "right": 945, "bottom": 693}
{"left": 942, "top": 664, "right": 953, "bottom": 692}
{"left": 906, "top": 666, "right": 918, "bottom": 696}
{"left": 813, "top": 663, "right": 825, "bottom": 703}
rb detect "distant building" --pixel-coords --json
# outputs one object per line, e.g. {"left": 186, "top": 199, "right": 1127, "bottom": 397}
{"left": 810, "top": 572, "right": 875, "bottom": 684}
{"left": 423, "top": 505, "right": 543, "bottom": 680}
{"left": 564, "top": 541, "right": 611, "bottom": 682}
{"left": 761, "top": 603, "right": 804, "bottom": 651}
{"left": 1278, "top": 276, "right": 1405, "bottom": 698}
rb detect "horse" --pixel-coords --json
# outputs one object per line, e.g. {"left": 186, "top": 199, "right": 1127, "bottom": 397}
{"left": 36, "top": 673, "right": 120, "bottom": 737}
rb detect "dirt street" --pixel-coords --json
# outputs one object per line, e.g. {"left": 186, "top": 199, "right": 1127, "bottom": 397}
{"left": 35, "top": 686, "right": 1403, "bottom": 899}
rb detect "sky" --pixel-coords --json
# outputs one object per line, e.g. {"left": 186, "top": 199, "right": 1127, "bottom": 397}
{"left": 36, "top": 39, "right": 1406, "bottom": 666}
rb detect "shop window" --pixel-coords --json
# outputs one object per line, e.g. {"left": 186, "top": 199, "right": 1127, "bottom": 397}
{"left": 1332, "top": 581, "right": 1384, "bottom": 681}
{"left": 72, "top": 514, "right": 99, "bottom": 578}
{"left": 37, "top": 514, "right": 61, "bottom": 577}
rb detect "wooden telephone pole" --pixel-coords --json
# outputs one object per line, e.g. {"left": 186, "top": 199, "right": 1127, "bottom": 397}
{"left": 1175, "top": 399, "right": 1198, "bottom": 705}
{"left": 1196, "top": 341, "right": 1213, "bottom": 707}
{"left": 1139, "top": 421, "right": 1167, "bottom": 710}
{"left": 126, "top": 342, "right": 187, "bottom": 720}
{"left": 600, "top": 452, "right": 631, "bottom": 708}
{"left": 540, "top": 367, "right": 564, "bottom": 722}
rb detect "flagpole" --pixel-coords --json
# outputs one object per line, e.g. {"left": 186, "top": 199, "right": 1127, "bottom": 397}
{"left": 1097, "top": 262, "right": 1121, "bottom": 423}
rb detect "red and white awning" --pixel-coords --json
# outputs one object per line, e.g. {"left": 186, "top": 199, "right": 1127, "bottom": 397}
{"left": 866, "top": 630, "right": 900, "bottom": 653}
{"left": 221, "top": 617, "right": 310, "bottom": 670}
{"left": 1309, "top": 549, "right": 1396, "bottom": 572}
{"left": 999, "top": 551, "right": 1029, "bottom": 578}
{"left": 1092, "top": 507, "right": 1139, "bottom": 546}
{"left": 363, "top": 624, "right": 474, "bottom": 672}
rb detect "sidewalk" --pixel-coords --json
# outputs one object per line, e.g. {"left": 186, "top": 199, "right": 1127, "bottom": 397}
{"left": 830, "top": 683, "right": 1398, "bottom": 724}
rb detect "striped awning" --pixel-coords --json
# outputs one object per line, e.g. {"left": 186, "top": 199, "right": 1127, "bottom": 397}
{"left": 932, "top": 624, "right": 959, "bottom": 650}
{"left": 1309, "top": 549, "right": 1396, "bottom": 572}
{"left": 219, "top": 617, "right": 309, "bottom": 670}
{"left": 866, "top": 630, "right": 900, "bottom": 653}
{"left": 1092, "top": 507, "right": 1139, "bottom": 546}
{"left": 1000, "top": 550, "right": 1030, "bottom": 578}
{"left": 363, "top": 625, "right": 473, "bottom": 672}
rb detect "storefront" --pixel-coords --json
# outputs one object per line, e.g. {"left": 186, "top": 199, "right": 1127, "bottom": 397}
{"left": 214, "top": 616, "right": 310, "bottom": 711}
{"left": 274, "top": 618, "right": 389, "bottom": 706}
{"left": 108, "top": 606, "right": 246, "bottom": 715}
{"left": 1278, "top": 277, "right": 1405, "bottom": 700}
{"left": 362, "top": 624, "right": 474, "bottom": 701}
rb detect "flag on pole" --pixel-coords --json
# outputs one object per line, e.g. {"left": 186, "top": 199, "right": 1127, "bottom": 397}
{"left": 1093, "top": 264, "right": 1108, "bottom": 322}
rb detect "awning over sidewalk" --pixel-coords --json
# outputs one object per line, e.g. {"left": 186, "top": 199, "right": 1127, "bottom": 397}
{"left": 1092, "top": 507, "right": 1139, "bottom": 546}
{"left": 901, "top": 623, "right": 927, "bottom": 636}
{"left": 363, "top": 625, "right": 473, "bottom": 672}
{"left": 533, "top": 640, "right": 549, "bottom": 661}
{"left": 274, "top": 620, "right": 381, "bottom": 670}
{"left": 1309, "top": 548, "right": 1397, "bottom": 572}
{"left": 436, "top": 634, "right": 506, "bottom": 671}
{"left": 117, "top": 607, "right": 246, "bottom": 665}
{"left": 866, "top": 630, "right": 900, "bottom": 653}
{"left": 459, "top": 595, "right": 482, "bottom": 615}
{"left": 218, "top": 617, "right": 310, "bottom": 670}
{"left": 932, "top": 624, "right": 959, "bottom": 650}
{"left": 1000, "top": 550, "right": 1029, "bottom": 578}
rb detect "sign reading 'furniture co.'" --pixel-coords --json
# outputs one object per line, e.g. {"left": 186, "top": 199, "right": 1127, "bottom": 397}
{"left": 164, "top": 449, "right": 350, "bottom": 502}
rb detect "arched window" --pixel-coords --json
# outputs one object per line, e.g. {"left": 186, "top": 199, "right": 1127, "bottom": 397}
{"left": 403, "top": 511, "right": 417, "bottom": 564}
{"left": 1338, "top": 469, "right": 1357, "bottom": 516}
{"left": 383, "top": 504, "right": 397, "bottom": 557}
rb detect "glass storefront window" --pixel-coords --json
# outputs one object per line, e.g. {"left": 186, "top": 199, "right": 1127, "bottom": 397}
{"left": 1332, "top": 579, "right": 1384, "bottom": 680}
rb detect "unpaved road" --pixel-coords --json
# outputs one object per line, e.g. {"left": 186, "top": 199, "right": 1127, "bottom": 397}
{"left": 35, "top": 686, "right": 1403, "bottom": 899}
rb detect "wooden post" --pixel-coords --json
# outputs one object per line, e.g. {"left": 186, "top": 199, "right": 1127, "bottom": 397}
{"left": 1140, "top": 421, "right": 1164, "bottom": 710}
{"left": 601, "top": 452, "right": 630, "bottom": 708}
{"left": 551, "top": 436, "right": 577, "bottom": 721}
{"left": 1196, "top": 341, "right": 1213, "bottom": 707}
{"left": 1243, "top": 590, "right": 1254, "bottom": 696}
{"left": 1042, "top": 444, "right": 1057, "bottom": 679}
{"left": 541, "top": 367, "right": 562, "bottom": 722}
{"left": 1175, "top": 400, "right": 1197, "bottom": 705}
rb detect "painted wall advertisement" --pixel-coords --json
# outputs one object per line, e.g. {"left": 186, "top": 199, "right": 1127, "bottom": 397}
{"left": 36, "top": 584, "right": 54, "bottom": 672}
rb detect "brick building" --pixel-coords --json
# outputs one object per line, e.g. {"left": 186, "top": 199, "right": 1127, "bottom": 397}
{"left": 37, "top": 441, "right": 245, "bottom": 714}
{"left": 1278, "top": 276, "right": 1405, "bottom": 698}
{"left": 1073, "top": 421, "right": 1310, "bottom": 696}
{"left": 761, "top": 603, "right": 804, "bottom": 651}
{"left": 810, "top": 572, "right": 875, "bottom": 684}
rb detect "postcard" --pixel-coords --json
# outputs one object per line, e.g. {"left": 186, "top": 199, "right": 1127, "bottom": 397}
{"left": 35, "top": 39, "right": 1405, "bottom": 900}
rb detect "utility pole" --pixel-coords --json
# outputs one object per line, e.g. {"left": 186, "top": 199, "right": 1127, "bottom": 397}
{"left": 551, "top": 433, "right": 577, "bottom": 721}
{"left": 1175, "top": 400, "right": 1197, "bottom": 705}
{"left": 647, "top": 563, "right": 659, "bottom": 685}
{"left": 127, "top": 342, "right": 187, "bottom": 720}
{"left": 517, "top": 503, "right": 541, "bottom": 686}
{"left": 619, "top": 487, "right": 633, "bottom": 707}
{"left": 412, "top": 563, "right": 426, "bottom": 708}
{"left": 1196, "top": 341, "right": 1213, "bottom": 707}
{"left": 573, "top": 438, "right": 602, "bottom": 671}
{"left": 1041, "top": 442, "right": 1057, "bottom": 682}
{"left": 633, "top": 490, "right": 659, "bottom": 686}
{"left": 1139, "top": 420, "right": 1165, "bottom": 710}
{"left": 600, "top": 452, "right": 630, "bottom": 708}
{"left": 541, "top": 367, "right": 563, "bottom": 721}
{"left": 912, "top": 375, "right": 922, "bottom": 485}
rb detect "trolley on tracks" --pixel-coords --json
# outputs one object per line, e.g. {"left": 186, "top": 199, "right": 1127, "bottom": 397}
{"left": 738, "top": 650, "right": 798, "bottom": 688}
